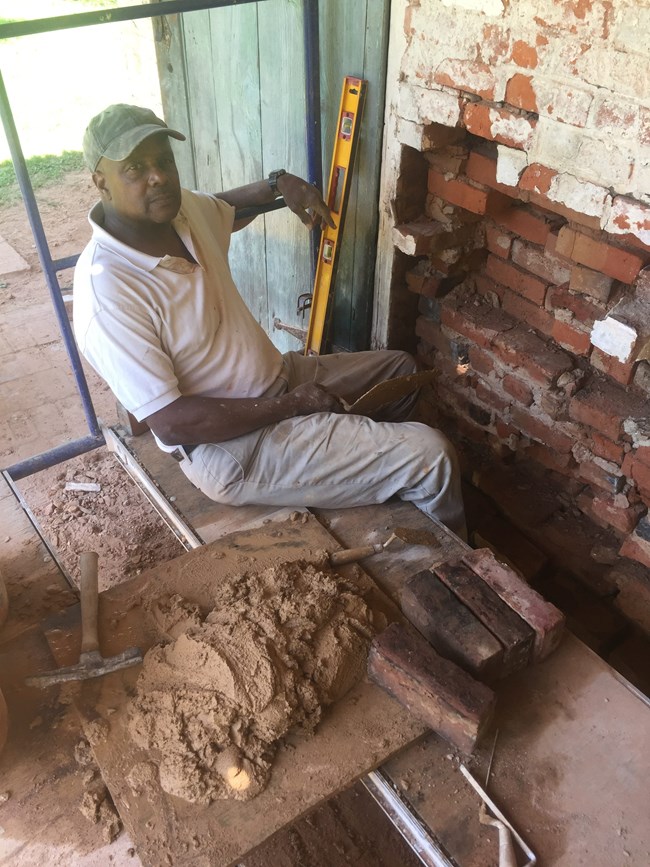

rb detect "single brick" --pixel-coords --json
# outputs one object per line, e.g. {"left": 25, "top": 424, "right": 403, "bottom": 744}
{"left": 620, "top": 517, "right": 650, "bottom": 569}
{"left": 502, "top": 290, "right": 555, "bottom": 337}
{"left": 511, "top": 239, "right": 570, "bottom": 285}
{"left": 577, "top": 460, "right": 626, "bottom": 495}
{"left": 493, "top": 326, "right": 574, "bottom": 385}
{"left": 475, "top": 273, "right": 505, "bottom": 303}
{"left": 520, "top": 163, "right": 557, "bottom": 195}
{"left": 434, "top": 560, "right": 535, "bottom": 676}
{"left": 463, "top": 102, "right": 536, "bottom": 150}
{"left": 569, "top": 379, "right": 647, "bottom": 441}
{"left": 505, "top": 73, "right": 538, "bottom": 113}
{"left": 475, "top": 379, "right": 509, "bottom": 413}
{"left": 503, "top": 373, "right": 534, "bottom": 406}
{"left": 440, "top": 294, "right": 516, "bottom": 348}
{"left": 367, "top": 622, "right": 496, "bottom": 754}
{"left": 486, "top": 255, "right": 547, "bottom": 304}
{"left": 485, "top": 224, "right": 513, "bottom": 259}
{"left": 428, "top": 170, "right": 489, "bottom": 214}
{"left": 580, "top": 492, "right": 647, "bottom": 535}
{"left": 434, "top": 59, "right": 496, "bottom": 100}
{"left": 624, "top": 454, "right": 650, "bottom": 499}
{"left": 465, "top": 151, "right": 518, "bottom": 198}
{"left": 528, "top": 190, "right": 603, "bottom": 232}
{"left": 546, "top": 285, "right": 604, "bottom": 326}
{"left": 510, "top": 405, "right": 575, "bottom": 453}
{"left": 591, "top": 431, "right": 625, "bottom": 465}
{"left": 552, "top": 319, "right": 592, "bottom": 355}
{"left": 401, "top": 570, "right": 504, "bottom": 681}
{"left": 487, "top": 196, "right": 552, "bottom": 246}
{"left": 462, "top": 548, "right": 565, "bottom": 661}
{"left": 556, "top": 227, "right": 645, "bottom": 284}
{"left": 468, "top": 344, "right": 497, "bottom": 377}
{"left": 590, "top": 347, "right": 637, "bottom": 386}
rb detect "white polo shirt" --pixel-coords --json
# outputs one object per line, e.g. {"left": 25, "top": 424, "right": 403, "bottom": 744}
{"left": 73, "top": 190, "right": 282, "bottom": 449}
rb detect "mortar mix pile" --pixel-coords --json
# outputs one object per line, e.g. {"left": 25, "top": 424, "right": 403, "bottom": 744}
{"left": 127, "top": 559, "right": 382, "bottom": 804}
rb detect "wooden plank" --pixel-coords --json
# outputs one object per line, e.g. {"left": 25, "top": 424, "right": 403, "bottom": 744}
{"left": 258, "top": 0, "right": 312, "bottom": 354}
{"left": 462, "top": 548, "right": 566, "bottom": 662}
{"left": 401, "top": 569, "right": 504, "bottom": 681}
{"left": 43, "top": 517, "right": 426, "bottom": 867}
{"left": 210, "top": 4, "right": 269, "bottom": 331}
{"left": 434, "top": 560, "right": 535, "bottom": 677}
{"left": 368, "top": 622, "right": 496, "bottom": 754}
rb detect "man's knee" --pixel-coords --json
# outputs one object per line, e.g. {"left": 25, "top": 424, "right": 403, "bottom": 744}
{"left": 416, "top": 425, "right": 460, "bottom": 476}
{"left": 385, "top": 349, "right": 418, "bottom": 377}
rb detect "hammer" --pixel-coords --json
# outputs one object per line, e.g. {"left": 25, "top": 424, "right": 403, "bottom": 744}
{"left": 26, "top": 552, "right": 142, "bottom": 688}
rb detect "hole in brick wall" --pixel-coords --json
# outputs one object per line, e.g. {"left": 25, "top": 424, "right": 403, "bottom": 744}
{"left": 395, "top": 146, "right": 428, "bottom": 223}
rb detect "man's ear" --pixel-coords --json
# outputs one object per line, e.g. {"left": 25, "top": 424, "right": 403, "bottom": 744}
{"left": 92, "top": 170, "right": 110, "bottom": 198}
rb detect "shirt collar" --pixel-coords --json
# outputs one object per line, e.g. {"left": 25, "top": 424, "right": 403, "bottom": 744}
{"left": 88, "top": 194, "right": 193, "bottom": 274}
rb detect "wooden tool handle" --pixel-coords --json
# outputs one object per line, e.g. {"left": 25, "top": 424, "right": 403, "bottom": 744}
{"left": 79, "top": 551, "right": 100, "bottom": 655}
{"left": 329, "top": 544, "right": 384, "bottom": 566}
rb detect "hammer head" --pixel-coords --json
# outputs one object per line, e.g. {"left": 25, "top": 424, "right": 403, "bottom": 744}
{"left": 26, "top": 647, "right": 143, "bottom": 689}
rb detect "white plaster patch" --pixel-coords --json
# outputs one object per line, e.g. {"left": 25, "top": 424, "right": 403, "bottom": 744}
{"left": 496, "top": 145, "right": 528, "bottom": 187}
{"left": 396, "top": 118, "right": 426, "bottom": 150}
{"left": 603, "top": 197, "right": 650, "bottom": 247}
{"left": 398, "top": 85, "right": 461, "bottom": 128}
{"left": 591, "top": 317, "right": 638, "bottom": 363}
{"left": 547, "top": 174, "right": 610, "bottom": 219}
{"left": 489, "top": 109, "right": 535, "bottom": 149}
{"left": 623, "top": 418, "right": 650, "bottom": 448}
{"left": 440, "top": 0, "right": 505, "bottom": 15}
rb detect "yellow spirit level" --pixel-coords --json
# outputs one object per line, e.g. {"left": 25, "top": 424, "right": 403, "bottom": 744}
{"left": 304, "top": 75, "right": 367, "bottom": 355}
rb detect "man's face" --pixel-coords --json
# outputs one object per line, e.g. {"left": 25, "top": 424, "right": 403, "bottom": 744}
{"left": 93, "top": 134, "right": 182, "bottom": 225}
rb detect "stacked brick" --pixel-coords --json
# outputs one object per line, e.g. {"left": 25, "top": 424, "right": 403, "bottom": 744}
{"left": 396, "top": 140, "right": 650, "bottom": 577}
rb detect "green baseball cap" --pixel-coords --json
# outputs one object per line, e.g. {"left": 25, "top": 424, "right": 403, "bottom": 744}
{"left": 83, "top": 103, "right": 186, "bottom": 171}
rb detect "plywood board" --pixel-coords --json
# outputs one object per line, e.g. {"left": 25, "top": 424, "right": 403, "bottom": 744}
{"left": 44, "top": 515, "right": 425, "bottom": 867}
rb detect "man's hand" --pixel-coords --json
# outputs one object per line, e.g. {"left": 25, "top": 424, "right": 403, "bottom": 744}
{"left": 289, "top": 382, "right": 346, "bottom": 415}
{"left": 276, "top": 174, "right": 336, "bottom": 231}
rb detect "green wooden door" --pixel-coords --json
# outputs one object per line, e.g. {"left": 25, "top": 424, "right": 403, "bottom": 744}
{"left": 154, "top": 0, "right": 389, "bottom": 352}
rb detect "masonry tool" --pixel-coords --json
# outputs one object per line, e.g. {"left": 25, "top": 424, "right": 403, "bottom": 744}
{"left": 329, "top": 525, "right": 441, "bottom": 567}
{"left": 460, "top": 764, "right": 537, "bottom": 866}
{"left": 26, "top": 552, "right": 142, "bottom": 688}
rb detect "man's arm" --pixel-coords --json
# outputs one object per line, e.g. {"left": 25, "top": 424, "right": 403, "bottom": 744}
{"left": 216, "top": 173, "right": 335, "bottom": 231}
{"left": 145, "top": 382, "right": 344, "bottom": 446}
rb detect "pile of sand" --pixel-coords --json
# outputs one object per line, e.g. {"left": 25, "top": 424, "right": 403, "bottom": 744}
{"left": 127, "top": 560, "right": 379, "bottom": 804}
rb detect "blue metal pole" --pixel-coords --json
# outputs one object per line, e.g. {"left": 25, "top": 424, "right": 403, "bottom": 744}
{"left": 0, "top": 69, "right": 104, "bottom": 446}
{"left": 5, "top": 436, "right": 106, "bottom": 482}
{"left": 303, "top": 0, "right": 322, "bottom": 279}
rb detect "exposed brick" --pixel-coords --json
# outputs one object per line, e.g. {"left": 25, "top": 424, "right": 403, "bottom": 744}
{"left": 468, "top": 344, "right": 496, "bottom": 378}
{"left": 493, "top": 326, "right": 573, "bottom": 385}
{"left": 496, "top": 418, "right": 520, "bottom": 441}
{"left": 603, "top": 196, "right": 650, "bottom": 249}
{"left": 526, "top": 442, "right": 575, "bottom": 475}
{"left": 577, "top": 460, "right": 626, "bottom": 495}
{"left": 485, "top": 224, "right": 513, "bottom": 259}
{"left": 368, "top": 622, "right": 496, "bottom": 754}
{"left": 475, "top": 380, "right": 509, "bottom": 413}
{"left": 591, "top": 431, "right": 624, "bottom": 465}
{"left": 505, "top": 73, "right": 537, "bottom": 113}
{"left": 546, "top": 285, "right": 603, "bottom": 326}
{"left": 461, "top": 548, "right": 565, "bottom": 661}
{"left": 552, "top": 319, "right": 592, "bottom": 355}
{"left": 620, "top": 516, "right": 650, "bottom": 569}
{"left": 440, "top": 293, "right": 515, "bottom": 348}
{"left": 590, "top": 347, "right": 637, "bottom": 386}
{"left": 569, "top": 379, "right": 647, "bottom": 441}
{"left": 465, "top": 152, "right": 518, "bottom": 198}
{"left": 510, "top": 405, "right": 574, "bottom": 453}
{"left": 568, "top": 265, "right": 614, "bottom": 303}
{"left": 579, "top": 492, "right": 646, "bottom": 535}
{"left": 487, "top": 195, "right": 552, "bottom": 246}
{"left": 416, "top": 316, "right": 450, "bottom": 357}
{"left": 511, "top": 240, "right": 570, "bottom": 285}
{"left": 462, "top": 103, "right": 536, "bottom": 150}
{"left": 428, "top": 170, "right": 489, "bottom": 215}
{"left": 519, "top": 163, "right": 557, "bottom": 196}
{"left": 635, "top": 446, "right": 650, "bottom": 469}
{"left": 624, "top": 454, "right": 650, "bottom": 500}
{"left": 502, "top": 290, "right": 555, "bottom": 337}
{"left": 555, "top": 227, "right": 645, "bottom": 284}
{"left": 503, "top": 374, "right": 534, "bottom": 406}
{"left": 434, "top": 59, "right": 496, "bottom": 100}
{"left": 486, "top": 255, "right": 547, "bottom": 305}
{"left": 511, "top": 40, "right": 538, "bottom": 69}
{"left": 425, "top": 150, "right": 468, "bottom": 176}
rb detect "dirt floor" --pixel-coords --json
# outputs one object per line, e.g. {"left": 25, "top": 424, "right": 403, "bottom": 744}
{"left": 0, "top": 172, "right": 423, "bottom": 865}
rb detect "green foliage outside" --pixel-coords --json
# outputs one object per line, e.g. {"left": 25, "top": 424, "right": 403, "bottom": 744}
{"left": 0, "top": 150, "right": 85, "bottom": 207}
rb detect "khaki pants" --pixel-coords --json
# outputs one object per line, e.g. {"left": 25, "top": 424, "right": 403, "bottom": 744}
{"left": 180, "top": 350, "right": 466, "bottom": 537}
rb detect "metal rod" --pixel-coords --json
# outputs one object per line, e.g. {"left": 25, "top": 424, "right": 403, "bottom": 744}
{"left": 363, "top": 770, "right": 458, "bottom": 867}
{"left": 52, "top": 254, "right": 80, "bottom": 272}
{"left": 4, "top": 435, "right": 106, "bottom": 481}
{"left": 0, "top": 70, "right": 103, "bottom": 447}
{"left": 0, "top": 0, "right": 269, "bottom": 40}
{"left": 303, "top": 0, "right": 322, "bottom": 279}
